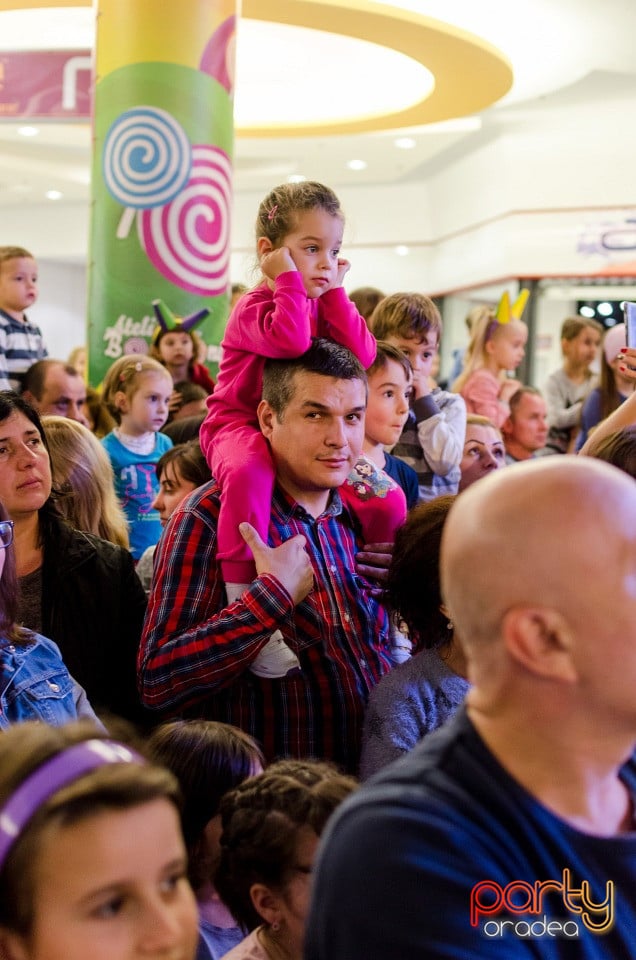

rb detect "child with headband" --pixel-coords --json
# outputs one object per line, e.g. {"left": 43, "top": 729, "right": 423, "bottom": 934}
{"left": 0, "top": 723, "right": 199, "bottom": 960}
{"left": 200, "top": 182, "right": 377, "bottom": 679}
{"left": 453, "top": 291, "right": 529, "bottom": 428}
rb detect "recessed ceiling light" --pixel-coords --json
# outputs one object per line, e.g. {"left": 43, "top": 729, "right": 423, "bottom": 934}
{"left": 18, "top": 126, "right": 38, "bottom": 137}
{"left": 394, "top": 137, "right": 416, "bottom": 149}
{"left": 46, "top": 190, "right": 63, "bottom": 200}
{"left": 347, "top": 159, "right": 367, "bottom": 171}
{"left": 287, "top": 174, "right": 307, "bottom": 183}
{"left": 395, "top": 245, "right": 410, "bottom": 256}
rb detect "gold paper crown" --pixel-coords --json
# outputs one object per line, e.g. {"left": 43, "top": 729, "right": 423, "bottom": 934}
{"left": 495, "top": 289, "right": 530, "bottom": 325}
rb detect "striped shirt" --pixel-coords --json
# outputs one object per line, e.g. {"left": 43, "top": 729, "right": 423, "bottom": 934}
{"left": 0, "top": 309, "right": 48, "bottom": 392}
{"left": 139, "top": 481, "right": 392, "bottom": 772}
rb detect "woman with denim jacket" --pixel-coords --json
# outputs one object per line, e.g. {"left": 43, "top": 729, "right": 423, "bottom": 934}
{"left": 0, "top": 500, "right": 100, "bottom": 729}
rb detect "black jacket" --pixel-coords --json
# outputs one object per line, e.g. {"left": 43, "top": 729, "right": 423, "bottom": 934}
{"left": 39, "top": 511, "right": 148, "bottom": 725}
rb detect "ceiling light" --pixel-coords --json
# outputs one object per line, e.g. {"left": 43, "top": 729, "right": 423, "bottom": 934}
{"left": 18, "top": 126, "right": 38, "bottom": 137}
{"left": 347, "top": 159, "right": 367, "bottom": 171}
{"left": 46, "top": 190, "right": 63, "bottom": 200}
{"left": 395, "top": 137, "right": 416, "bottom": 149}
{"left": 597, "top": 301, "right": 613, "bottom": 316}
{"left": 579, "top": 306, "right": 595, "bottom": 318}
{"left": 395, "top": 245, "right": 410, "bottom": 256}
{"left": 287, "top": 174, "right": 306, "bottom": 183}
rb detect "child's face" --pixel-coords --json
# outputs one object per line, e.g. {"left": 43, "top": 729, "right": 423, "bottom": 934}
{"left": 14, "top": 799, "right": 199, "bottom": 960}
{"left": 158, "top": 331, "right": 194, "bottom": 367}
{"left": 281, "top": 207, "right": 343, "bottom": 299}
{"left": 0, "top": 257, "right": 38, "bottom": 318}
{"left": 118, "top": 371, "right": 172, "bottom": 435}
{"left": 564, "top": 327, "right": 601, "bottom": 369}
{"left": 384, "top": 333, "right": 437, "bottom": 391}
{"left": 364, "top": 358, "right": 412, "bottom": 447}
{"left": 489, "top": 320, "right": 527, "bottom": 372}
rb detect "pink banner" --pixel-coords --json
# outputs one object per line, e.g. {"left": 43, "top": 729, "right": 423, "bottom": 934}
{"left": 0, "top": 50, "right": 92, "bottom": 119}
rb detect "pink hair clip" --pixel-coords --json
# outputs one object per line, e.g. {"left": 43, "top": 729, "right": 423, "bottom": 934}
{"left": 267, "top": 204, "right": 278, "bottom": 221}
{"left": 134, "top": 361, "right": 143, "bottom": 372}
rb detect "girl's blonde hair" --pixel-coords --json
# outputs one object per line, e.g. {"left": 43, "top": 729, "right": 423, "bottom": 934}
{"left": 101, "top": 355, "right": 172, "bottom": 423}
{"left": 452, "top": 309, "right": 526, "bottom": 393}
{"left": 43, "top": 415, "right": 130, "bottom": 548}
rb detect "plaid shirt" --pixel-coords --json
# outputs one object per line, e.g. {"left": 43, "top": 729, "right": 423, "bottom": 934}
{"left": 139, "top": 481, "right": 392, "bottom": 772}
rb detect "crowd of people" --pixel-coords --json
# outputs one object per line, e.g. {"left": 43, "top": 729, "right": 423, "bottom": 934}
{"left": 1, "top": 175, "right": 636, "bottom": 959}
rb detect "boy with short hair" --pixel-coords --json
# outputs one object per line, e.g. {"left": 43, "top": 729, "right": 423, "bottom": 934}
{"left": 0, "top": 246, "right": 48, "bottom": 392}
{"left": 371, "top": 292, "right": 466, "bottom": 502}
{"left": 360, "top": 341, "right": 418, "bottom": 509}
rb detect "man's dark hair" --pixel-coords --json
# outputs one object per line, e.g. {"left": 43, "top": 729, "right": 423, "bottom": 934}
{"left": 262, "top": 338, "right": 366, "bottom": 419}
{"left": 22, "top": 360, "right": 79, "bottom": 401}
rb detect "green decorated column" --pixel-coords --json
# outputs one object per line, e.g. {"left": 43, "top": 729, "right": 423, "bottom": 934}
{"left": 87, "top": 0, "right": 237, "bottom": 384}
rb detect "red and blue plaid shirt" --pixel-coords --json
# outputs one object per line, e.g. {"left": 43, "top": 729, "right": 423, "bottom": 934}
{"left": 138, "top": 481, "right": 392, "bottom": 772}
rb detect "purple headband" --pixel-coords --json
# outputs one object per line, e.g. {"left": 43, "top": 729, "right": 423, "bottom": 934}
{"left": 0, "top": 739, "right": 145, "bottom": 873}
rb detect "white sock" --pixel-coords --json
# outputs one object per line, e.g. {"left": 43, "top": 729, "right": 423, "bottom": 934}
{"left": 226, "top": 582, "right": 250, "bottom": 605}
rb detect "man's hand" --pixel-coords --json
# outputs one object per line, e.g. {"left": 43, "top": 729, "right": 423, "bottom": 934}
{"left": 240, "top": 523, "right": 314, "bottom": 605}
{"left": 260, "top": 246, "right": 297, "bottom": 283}
{"left": 355, "top": 542, "right": 393, "bottom": 598}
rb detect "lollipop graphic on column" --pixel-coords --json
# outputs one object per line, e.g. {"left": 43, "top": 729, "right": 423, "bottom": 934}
{"left": 137, "top": 143, "right": 232, "bottom": 296}
{"left": 103, "top": 106, "right": 192, "bottom": 238}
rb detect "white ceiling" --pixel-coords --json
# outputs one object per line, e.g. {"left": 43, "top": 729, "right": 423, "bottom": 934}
{"left": 0, "top": 0, "right": 635, "bottom": 207}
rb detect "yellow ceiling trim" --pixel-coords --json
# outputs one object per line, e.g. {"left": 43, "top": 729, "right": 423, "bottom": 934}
{"left": 0, "top": 0, "right": 513, "bottom": 135}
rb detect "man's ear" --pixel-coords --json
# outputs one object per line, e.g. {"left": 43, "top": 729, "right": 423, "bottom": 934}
{"left": 501, "top": 607, "right": 578, "bottom": 683}
{"left": 257, "top": 399, "right": 276, "bottom": 440}
{"left": 257, "top": 236, "right": 273, "bottom": 260}
{"left": 501, "top": 415, "right": 513, "bottom": 438}
{"left": 21, "top": 390, "right": 36, "bottom": 407}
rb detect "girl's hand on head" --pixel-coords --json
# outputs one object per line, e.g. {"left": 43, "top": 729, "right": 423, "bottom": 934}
{"left": 336, "top": 258, "right": 351, "bottom": 287}
{"left": 260, "top": 246, "right": 297, "bottom": 282}
{"left": 500, "top": 378, "right": 521, "bottom": 403}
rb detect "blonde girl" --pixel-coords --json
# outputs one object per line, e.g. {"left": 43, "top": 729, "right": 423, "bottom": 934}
{"left": 453, "top": 292, "right": 528, "bottom": 427}
{"left": 42, "top": 415, "right": 129, "bottom": 549}
{"left": 101, "top": 355, "right": 173, "bottom": 560}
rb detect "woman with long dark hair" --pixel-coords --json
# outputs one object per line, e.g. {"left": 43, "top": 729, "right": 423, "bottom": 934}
{"left": 0, "top": 391, "right": 147, "bottom": 725}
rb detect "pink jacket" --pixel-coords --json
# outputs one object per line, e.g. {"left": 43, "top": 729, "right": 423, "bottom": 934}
{"left": 201, "top": 271, "right": 376, "bottom": 455}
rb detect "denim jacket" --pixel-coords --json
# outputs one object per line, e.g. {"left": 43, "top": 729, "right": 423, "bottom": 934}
{"left": 0, "top": 633, "right": 98, "bottom": 729}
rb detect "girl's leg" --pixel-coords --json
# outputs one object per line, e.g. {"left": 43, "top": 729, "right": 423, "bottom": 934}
{"left": 211, "top": 426, "right": 275, "bottom": 584}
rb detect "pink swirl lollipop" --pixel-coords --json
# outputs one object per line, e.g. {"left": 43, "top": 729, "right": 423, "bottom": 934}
{"left": 137, "top": 144, "right": 231, "bottom": 297}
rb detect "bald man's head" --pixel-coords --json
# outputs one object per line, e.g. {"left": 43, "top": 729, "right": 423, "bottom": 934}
{"left": 441, "top": 457, "right": 636, "bottom": 661}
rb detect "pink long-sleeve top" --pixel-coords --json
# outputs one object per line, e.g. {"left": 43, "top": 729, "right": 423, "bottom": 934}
{"left": 200, "top": 271, "right": 376, "bottom": 457}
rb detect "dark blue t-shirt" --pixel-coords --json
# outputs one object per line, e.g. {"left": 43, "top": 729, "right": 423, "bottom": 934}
{"left": 383, "top": 452, "right": 419, "bottom": 510}
{"left": 306, "top": 708, "right": 636, "bottom": 959}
